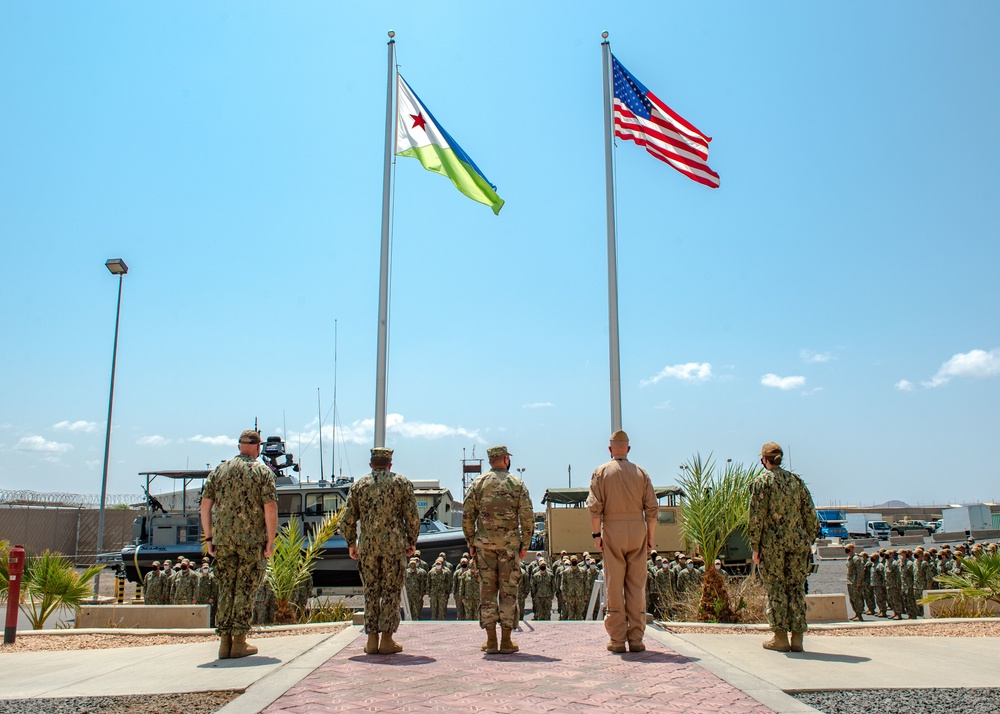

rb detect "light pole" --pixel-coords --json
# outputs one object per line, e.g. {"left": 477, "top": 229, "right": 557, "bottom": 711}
{"left": 94, "top": 258, "right": 128, "bottom": 601}
{"left": 516, "top": 467, "right": 526, "bottom": 480}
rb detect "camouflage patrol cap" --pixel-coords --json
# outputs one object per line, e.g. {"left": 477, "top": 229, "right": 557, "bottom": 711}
{"left": 239, "top": 429, "right": 263, "bottom": 445}
{"left": 151, "top": 561, "right": 160, "bottom": 566}
{"left": 610, "top": 430, "right": 629, "bottom": 444}
{"left": 460, "top": 557, "right": 469, "bottom": 564}
{"left": 370, "top": 447, "right": 394, "bottom": 460}
{"left": 487, "top": 445, "right": 511, "bottom": 458}
{"left": 760, "top": 442, "right": 783, "bottom": 458}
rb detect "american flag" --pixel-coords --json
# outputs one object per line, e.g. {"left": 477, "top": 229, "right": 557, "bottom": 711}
{"left": 612, "top": 54, "right": 720, "bottom": 189}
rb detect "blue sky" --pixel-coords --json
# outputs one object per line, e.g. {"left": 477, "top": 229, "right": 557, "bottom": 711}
{"left": 2, "top": 3, "right": 998, "bottom": 509}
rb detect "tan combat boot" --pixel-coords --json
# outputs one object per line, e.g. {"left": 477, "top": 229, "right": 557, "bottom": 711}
{"left": 606, "top": 640, "right": 626, "bottom": 653}
{"left": 498, "top": 626, "right": 519, "bottom": 654}
{"left": 218, "top": 634, "right": 232, "bottom": 659}
{"left": 229, "top": 633, "right": 258, "bottom": 658}
{"left": 762, "top": 631, "right": 790, "bottom": 652}
{"left": 628, "top": 639, "right": 646, "bottom": 652}
{"left": 481, "top": 625, "right": 499, "bottom": 654}
{"left": 378, "top": 632, "right": 403, "bottom": 655}
{"left": 364, "top": 632, "right": 380, "bottom": 654}
{"left": 790, "top": 632, "right": 804, "bottom": 652}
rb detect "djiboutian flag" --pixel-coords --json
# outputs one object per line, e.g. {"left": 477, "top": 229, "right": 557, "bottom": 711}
{"left": 396, "top": 75, "right": 504, "bottom": 215}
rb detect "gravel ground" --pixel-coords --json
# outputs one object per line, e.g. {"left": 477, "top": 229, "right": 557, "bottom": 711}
{"left": 0, "top": 691, "right": 240, "bottom": 714}
{"left": 791, "top": 688, "right": 1000, "bottom": 714}
{"left": 0, "top": 622, "right": 349, "bottom": 653}
{"left": 666, "top": 620, "right": 1000, "bottom": 637}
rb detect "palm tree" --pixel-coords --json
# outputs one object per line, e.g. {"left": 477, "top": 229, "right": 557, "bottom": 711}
{"left": 920, "top": 551, "right": 1000, "bottom": 614}
{"left": 676, "top": 454, "right": 759, "bottom": 623}
{"left": 266, "top": 509, "right": 343, "bottom": 623}
{"left": 20, "top": 550, "right": 103, "bottom": 630}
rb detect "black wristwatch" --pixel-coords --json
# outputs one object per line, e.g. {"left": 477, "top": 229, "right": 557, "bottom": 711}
{"left": 592, "top": 532, "right": 601, "bottom": 538}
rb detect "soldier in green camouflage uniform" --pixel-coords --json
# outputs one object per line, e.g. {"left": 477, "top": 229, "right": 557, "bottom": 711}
{"left": 143, "top": 562, "right": 164, "bottom": 605}
{"left": 199, "top": 429, "right": 278, "bottom": 659}
{"left": 530, "top": 561, "right": 555, "bottom": 620}
{"left": 405, "top": 558, "right": 427, "bottom": 619}
{"left": 171, "top": 561, "right": 199, "bottom": 604}
{"left": 900, "top": 550, "right": 919, "bottom": 618}
{"left": 428, "top": 560, "right": 452, "bottom": 619}
{"left": 464, "top": 564, "right": 481, "bottom": 620}
{"left": 561, "top": 557, "right": 589, "bottom": 620}
{"left": 861, "top": 552, "right": 875, "bottom": 615}
{"left": 463, "top": 445, "right": 533, "bottom": 654}
{"left": 340, "top": 447, "right": 420, "bottom": 655}
{"left": 845, "top": 545, "right": 865, "bottom": 621}
{"left": 870, "top": 553, "right": 888, "bottom": 617}
{"left": 197, "top": 564, "right": 217, "bottom": 627}
{"left": 654, "top": 561, "right": 673, "bottom": 620}
{"left": 885, "top": 550, "right": 903, "bottom": 619}
{"left": 517, "top": 564, "right": 529, "bottom": 624}
{"left": 748, "top": 442, "right": 819, "bottom": 654}
{"left": 454, "top": 559, "right": 469, "bottom": 619}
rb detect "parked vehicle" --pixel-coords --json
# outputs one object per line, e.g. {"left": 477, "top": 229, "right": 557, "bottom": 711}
{"left": 815, "top": 509, "right": 848, "bottom": 540}
{"left": 890, "top": 519, "right": 934, "bottom": 536}
{"left": 846, "top": 512, "right": 888, "bottom": 539}
{"left": 942, "top": 505, "right": 992, "bottom": 535}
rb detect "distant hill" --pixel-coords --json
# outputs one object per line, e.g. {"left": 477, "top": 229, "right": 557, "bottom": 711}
{"left": 874, "top": 499, "right": 911, "bottom": 509}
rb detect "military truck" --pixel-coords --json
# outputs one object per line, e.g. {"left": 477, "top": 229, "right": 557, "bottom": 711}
{"left": 541, "top": 486, "right": 685, "bottom": 558}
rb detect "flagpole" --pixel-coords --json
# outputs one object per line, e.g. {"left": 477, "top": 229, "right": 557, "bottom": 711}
{"left": 374, "top": 30, "right": 396, "bottom": 449}
{"left": 601, "top": 32, "right": 623, "bottom": 433}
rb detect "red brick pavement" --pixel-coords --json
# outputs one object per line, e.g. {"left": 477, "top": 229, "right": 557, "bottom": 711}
{"left": 262, "top": 622, "right": 774, "bottom": 713}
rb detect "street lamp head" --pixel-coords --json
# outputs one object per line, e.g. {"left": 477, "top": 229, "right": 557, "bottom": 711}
{"left": 105, "top": 258, "right": 128, "bottom": 275}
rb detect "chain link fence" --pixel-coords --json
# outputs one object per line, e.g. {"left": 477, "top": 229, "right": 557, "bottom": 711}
{"left": 0, "top": 503, "right": 140, "bottom": 565}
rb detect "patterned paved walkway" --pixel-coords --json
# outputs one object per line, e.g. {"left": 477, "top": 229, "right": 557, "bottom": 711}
{"left": 262, "top": 622, "right": 773, "bottom": 713}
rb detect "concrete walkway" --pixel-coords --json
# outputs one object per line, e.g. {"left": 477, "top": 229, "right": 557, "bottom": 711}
{"left": 2, "top": 621, "right": 999, "bottom": 713}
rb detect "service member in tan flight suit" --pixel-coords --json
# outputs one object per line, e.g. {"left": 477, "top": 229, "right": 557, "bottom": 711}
{"left": 587, "top": 430, "right": 658, "bottom": 653}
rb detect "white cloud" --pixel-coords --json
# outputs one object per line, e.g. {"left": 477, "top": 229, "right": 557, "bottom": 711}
{"left": 801, "top": 350, "right": 834, "bottom": 364}
{"left": 53, "top": 420, "right": 98, "bottom": 433}
{"left": 654, "top": 401, "right": 672, "bottom": 410}
{"left": 523, "top": 402, "right": 554, "bottom": 409}
{"left": 923, "top": 348, "right": 1000, "bottom": 388}
{"left": 641, "top": 362, "right": 713, "bottom": 386}
{"left": 761, "top": 374, "right": 806, "bottom": 390}
{"left": 289, "top": 413, "right": 486, "bottom": 449}
{"left": 802, "top": 387, "right": 824, "bottom": 396}
{"left": 189, "top": 435, "right": 235, "bottom": 446}
{"left": 895, "top": 379, "right": 915, "bottom": 392}
{"left": 137, "top": 435, "right": 168, "bottom": 446}
{"left": 15, "top": 435, "right": 73, "bottom": 453}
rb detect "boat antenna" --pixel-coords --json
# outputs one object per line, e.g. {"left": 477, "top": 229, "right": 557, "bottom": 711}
{"left": 317, "top": 387, "right": 325, "bottom": 481}
{"left": 332, "top": 319, "right": 337, "bottom": 479}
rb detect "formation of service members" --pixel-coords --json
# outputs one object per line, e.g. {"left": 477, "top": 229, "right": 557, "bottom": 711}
{"left": 142, "top": 556, "right": 217, "bottom": 608}
{"left": 845, "top": 540, "right": 997, "bottom": 620}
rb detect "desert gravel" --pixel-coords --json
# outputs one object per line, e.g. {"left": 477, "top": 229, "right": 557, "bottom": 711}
{"left": 0, "top": 622, "right": 349, "bottom": 653}
{"left": 665, "top": 620, "right": 1000, "bottom": 637}
{"left": 792, "top": 687, "right": 1000, "bottom": 714}
{"left": 0, "top": 691, "right": 240, "bottom": 714}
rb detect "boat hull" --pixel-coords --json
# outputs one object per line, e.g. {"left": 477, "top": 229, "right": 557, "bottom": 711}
{"left": 122, "top": 529, "right": 469, "bottom": 588}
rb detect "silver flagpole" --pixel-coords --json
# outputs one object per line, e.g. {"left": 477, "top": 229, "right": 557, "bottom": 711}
{"left": 601, "top": 32, "right": 622, "bottom": 433}
{"left": 374, "top": 31, "right": 396, "bottom": 449}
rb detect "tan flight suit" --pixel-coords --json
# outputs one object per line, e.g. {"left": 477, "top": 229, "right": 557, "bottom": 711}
{"left": 586, "top": 456, "right": 658, "bottom": 645}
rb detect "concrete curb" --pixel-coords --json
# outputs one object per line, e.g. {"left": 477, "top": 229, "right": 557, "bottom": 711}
{"left": 658, "top": 615, "right": 1000, "bottom": 631}
{"left": 647, "top": 627, "right": 822, "bottom": 714}
{"left": 10, "top": 621, "right": 353, "bottom": 637}
{"left": 216, "top": 626, "right": 362, "bottom": 714}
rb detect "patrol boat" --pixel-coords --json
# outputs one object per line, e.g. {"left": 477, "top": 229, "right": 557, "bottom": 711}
{"left": 119, "top": 436, "right": 468, "bottom": 589}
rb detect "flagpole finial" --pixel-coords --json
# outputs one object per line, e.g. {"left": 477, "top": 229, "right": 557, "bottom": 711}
{"left": 388, "top": 30, "right": 395, "bottom": 39}
{"left": 601, "top": 31, "right": 609, "bottom": 40}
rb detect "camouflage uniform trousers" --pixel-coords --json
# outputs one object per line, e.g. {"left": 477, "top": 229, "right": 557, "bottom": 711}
{"left": 359, "top": 548, "right": 406, "bottom": 635}
{"left": 565, "top": 596, "right": 586, "bottom": 620}
{"left": 887, "top": 586, "right": 903, "bottom": 616}
{"left": 862, "top": 583, "right": 875, "bottom": 614}
{"left": 759, "top": 549, "right": 811, "bottom": 633}
{"left": 475, "top": 548, "right": 521, "bottom": 630}
{"left": 875, "top": 586, "right": 888, "bottom": 616}
{"left": 532, "top": 596, "right": 553, "bottom": 620}
{"left": 430, "top": 594, "right": 449, "bottom": 620}
{"left": 902, "top": 584, "right": 919, "bottom": 618}
{"left": 213, "top": 544, "right": 267, "bottom": 636}
{"left": 517, "top": 594, "right": 527, "bottom": 623}
{"left": 406, "top": 590, "right": 424, "bottom": 620}
{"left": 847, "top": 584, "right": 865, "bottom": 618}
